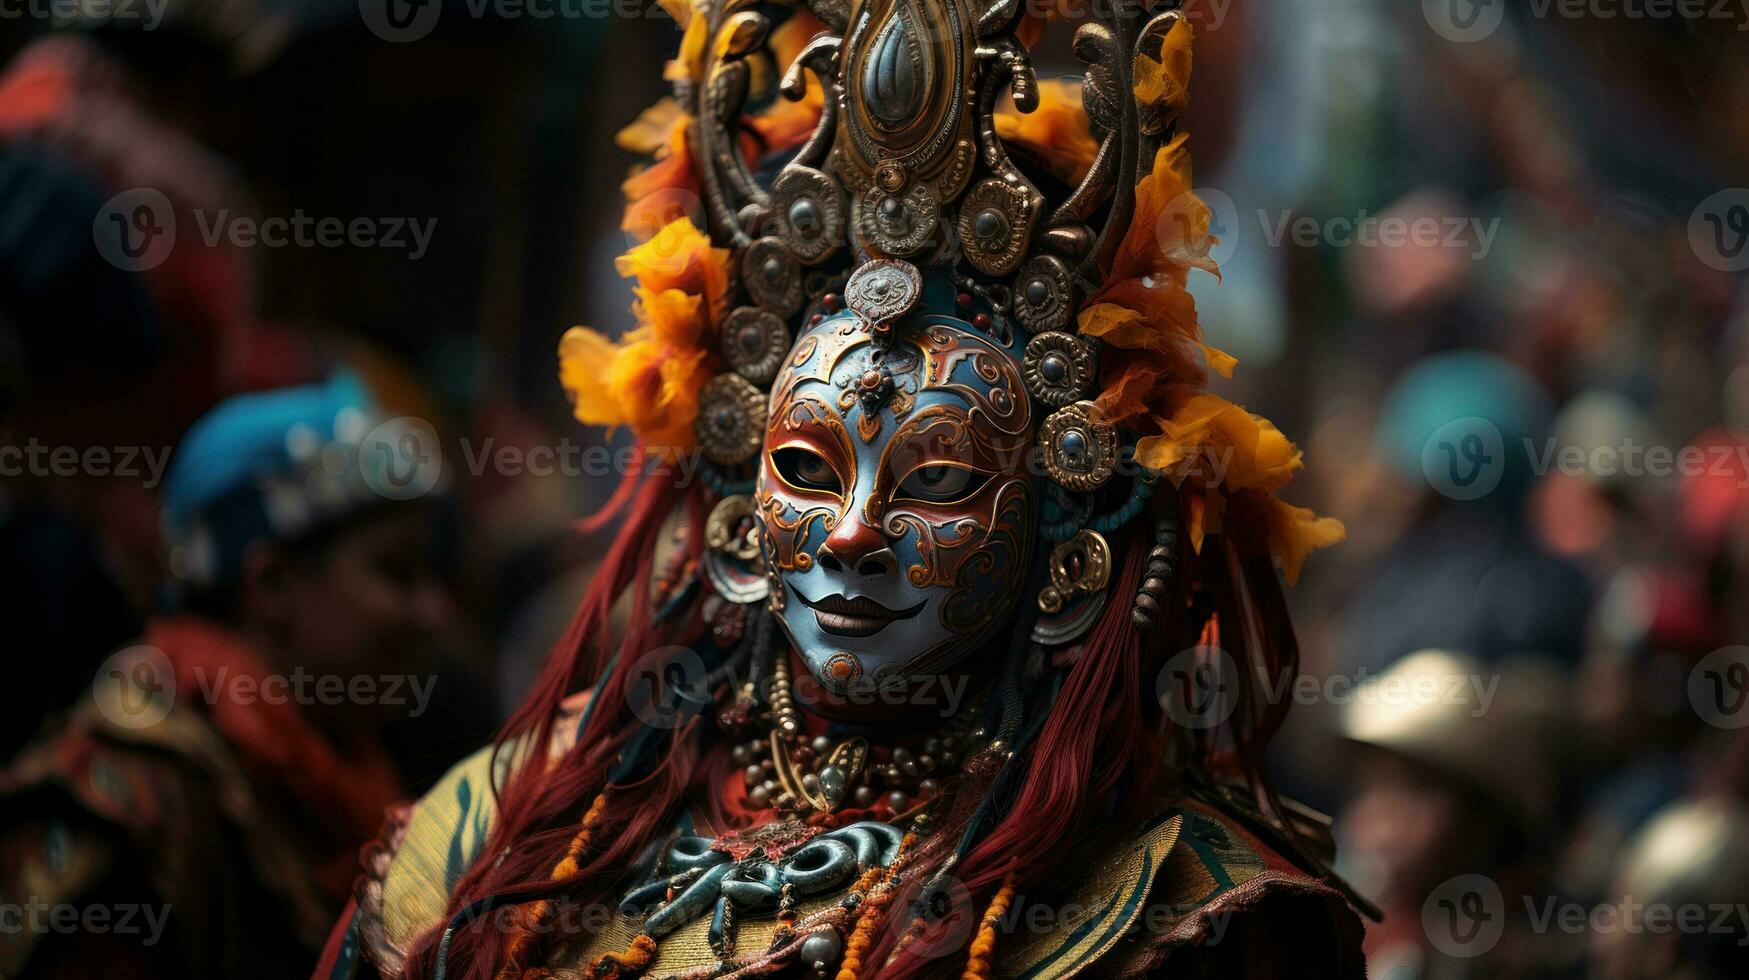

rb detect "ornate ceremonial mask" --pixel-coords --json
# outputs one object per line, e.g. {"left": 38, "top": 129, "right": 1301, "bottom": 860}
{"left": 756, "top": 272, "right": 1035, "bottom": 691}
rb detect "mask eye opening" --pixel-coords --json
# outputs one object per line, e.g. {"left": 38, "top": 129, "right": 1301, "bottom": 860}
{"left": 893, "top": 462, "right": 993, "bottom": 506}
{"left": 772, "top": 447, "right": 844, "bottom": 495}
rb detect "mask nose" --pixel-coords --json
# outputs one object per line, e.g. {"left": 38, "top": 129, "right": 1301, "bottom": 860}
{"left": 818, "top": 517, "right": 898, "bottom": 577}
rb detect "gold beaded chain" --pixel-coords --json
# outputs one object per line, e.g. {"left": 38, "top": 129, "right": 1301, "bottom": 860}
{"left": 737, "top": 654, "right": 990, "bottom": 818}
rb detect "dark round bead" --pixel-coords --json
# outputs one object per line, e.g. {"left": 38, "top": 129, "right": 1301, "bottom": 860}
{"left": 955, "top": 292, "right": 973, "bottom": 310}
{"left": 974, "top": 209, "right": 1002, "bottom": 239}
{"left": 1025, "top": 277, "right": 1051, "bottom": 306}
{"left": 973, "top": 313, "right": 992, "bottom": 330}
{"left": 762, "top": 257, "right": 784, "bottom": 283}
{"left": 788, "top": 198, "right": 822, "bottom": 237}
{"left": 822, "top": 293, "right": 840, "bottom": 311}
{"left": 1060, "top": 429, "right": 1087, "bottom": 458}
{"left": 809, "top": 313, "right": 824, "bottom": 325}
{"left": 1040, "top": 352, "right": 1068, "bottom": 383}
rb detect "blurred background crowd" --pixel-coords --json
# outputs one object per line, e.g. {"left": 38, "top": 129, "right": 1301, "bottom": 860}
{"left": 1, "top": 0, "right": 1747, "bottom": 977}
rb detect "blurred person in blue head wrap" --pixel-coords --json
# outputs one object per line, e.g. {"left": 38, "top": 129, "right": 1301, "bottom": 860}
{"left": 1343, "top": 350, "right": 1595, "bottom": 673}
{"left": 0, "top": 377, "right": 458, "bottom": 980}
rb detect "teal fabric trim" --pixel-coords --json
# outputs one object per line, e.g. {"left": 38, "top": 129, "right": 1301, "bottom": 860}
{"left": 324, "top": 907, "right": 362, "bottom": 980}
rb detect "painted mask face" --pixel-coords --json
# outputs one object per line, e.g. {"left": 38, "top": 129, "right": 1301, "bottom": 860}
{"left": 755, "top": 285, "right": 1037, "bottom": 697}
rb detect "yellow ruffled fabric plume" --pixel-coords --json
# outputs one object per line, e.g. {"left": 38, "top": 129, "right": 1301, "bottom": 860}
{"left": 1070, "top": 17, "right": 1344, "bottom": 582}
{"left": 559, "top": 218, "right": 730, "bottom": 454}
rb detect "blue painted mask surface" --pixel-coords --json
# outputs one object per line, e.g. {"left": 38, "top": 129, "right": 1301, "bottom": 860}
{"left": 756, "top": 280, "right": 1037, "bottom": 695}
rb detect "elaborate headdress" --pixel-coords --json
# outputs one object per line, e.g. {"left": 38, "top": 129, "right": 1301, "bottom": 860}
{"left": 418, "top": 3, "right": 1346, "bottom": 978}
{"left": 562, "top": 0, "right": 1341, "bottom": 594}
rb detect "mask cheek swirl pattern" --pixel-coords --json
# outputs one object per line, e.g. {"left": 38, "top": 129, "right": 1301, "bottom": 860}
{"left": 756, "top": 313, "right": 1036, "bottom": 694}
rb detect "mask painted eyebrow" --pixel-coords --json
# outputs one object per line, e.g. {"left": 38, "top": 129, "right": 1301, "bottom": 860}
{"left": 764, "top": 393, "right": 858, "bottom": 490}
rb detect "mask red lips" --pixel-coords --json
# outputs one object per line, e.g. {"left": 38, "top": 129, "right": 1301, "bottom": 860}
{"left": 798, "top": 591, "right": 926, "bottom": 637}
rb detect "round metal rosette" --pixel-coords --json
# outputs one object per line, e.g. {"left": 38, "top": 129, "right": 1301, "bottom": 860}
{"left": 741, "top": 237, "right": 804, "bottom": 316}
{"left": 1039, "top": 400, "right": 1118, "bottom": 491}
{"left": 843, "top": 259, "right": 923, "bottom": 326}
{"left": 722, "top": 307, "right": 791, "bottom": 386}
{"left": 769, "top": 167, "right": 846, "bottom": 265}
{"left": 1036, "top": 530, "right": 1113, "bottom": 615}
{"left": 956, "top": 179, "right": 1035, "bottom": 277}
{"left": 703, "top": 494, "right": 769, "bottom": 603}
{"left": 1023, "top": 332, "right": 1097, "bottom": 409}
{"left": 704, "top": 549, "right": 770, "bottom": 604}
{"left": 695, "top": 374, "right": 768, "bottom": 465}
{"left": 854, "top": 184, "right": 940, "bottom": 257}
{"left": 705, "top": 494, "right": 762, "bottom": 562}
{"left": 1012, "top": 254, "right": 1075, "bottom": 333}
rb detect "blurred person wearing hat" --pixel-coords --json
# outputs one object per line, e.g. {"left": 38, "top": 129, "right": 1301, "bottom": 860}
{"left": 1337, "top": 649, "right": 1580, "bottom": 979}
{"left": 1587, "top": 797, "right": 1749, "bottom": 980}
{"left": 0, "top": 377, "right": 455, "bottom": 979}
{"left": 1345, "top": 352, "right": 1595, "bottom": 675}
